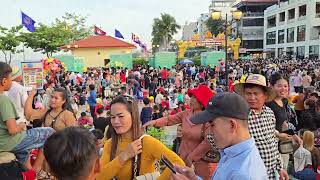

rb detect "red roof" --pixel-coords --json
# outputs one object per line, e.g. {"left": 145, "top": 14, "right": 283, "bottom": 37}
{"left": 62, "top": 35, "right": 136, "bottom": 49}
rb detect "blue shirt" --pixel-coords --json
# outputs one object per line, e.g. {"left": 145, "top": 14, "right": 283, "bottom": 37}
{"left": 200, "top": 138, "right": 268, "bottom": 180}
{"left": 87, "top": 90, "right": 96, "bottom": 107}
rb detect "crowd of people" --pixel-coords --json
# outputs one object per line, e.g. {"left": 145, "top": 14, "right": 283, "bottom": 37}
{"left": 0, "top": 56, "right": 320, "bottom": 180}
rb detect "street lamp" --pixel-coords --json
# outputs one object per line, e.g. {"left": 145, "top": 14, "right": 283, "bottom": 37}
{"left": 211, "top": 10, "right": 242, "bottom": 89}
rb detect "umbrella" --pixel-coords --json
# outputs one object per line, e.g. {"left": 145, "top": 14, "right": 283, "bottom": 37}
{"left": 179, "top": 59, "right": 194, "bottom": 65}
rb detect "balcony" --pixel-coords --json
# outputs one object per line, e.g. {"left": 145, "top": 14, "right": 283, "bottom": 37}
{"left": 243, "top": 12, "right": 264, "bottom": 17}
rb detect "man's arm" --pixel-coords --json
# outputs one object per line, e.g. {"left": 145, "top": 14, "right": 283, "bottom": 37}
{"left": 6, "top": 119, "right": 26, "bottom": 135}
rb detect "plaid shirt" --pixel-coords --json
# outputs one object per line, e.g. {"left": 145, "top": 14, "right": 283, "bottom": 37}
{"left": 248, "top": 106, "right": 282, "bottom": 179}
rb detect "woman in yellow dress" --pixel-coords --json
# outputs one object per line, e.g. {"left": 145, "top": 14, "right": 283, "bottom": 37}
{"left": 96, "top": 95, "right": 184, "bottom": 180}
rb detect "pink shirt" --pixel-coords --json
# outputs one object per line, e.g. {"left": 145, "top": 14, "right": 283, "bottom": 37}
{"left": 154, "top": 109, "right": 211, "bottom": 162}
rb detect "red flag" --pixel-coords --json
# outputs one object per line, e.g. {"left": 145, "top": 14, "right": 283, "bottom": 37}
{"left": 94, "top": 25, "right": 106, "bottom": 36}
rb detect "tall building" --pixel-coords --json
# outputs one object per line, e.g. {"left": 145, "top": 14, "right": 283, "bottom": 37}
{"left": 196, "top": 13, "right": 210, "bottom": 39}
{"left": 264, "top": 0, "right": 320, "bottom": 59}
{"left": 182, "top": 22, "right": 198, "bottom": 41}
{"left": 235, "top": 0, "right": 278, "bottom": 56}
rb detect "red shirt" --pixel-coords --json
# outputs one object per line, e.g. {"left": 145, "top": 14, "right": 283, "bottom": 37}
{"left": 120, "top": 73, "right": 126, "bottom": 83}
{"left": 170, "top": 108, "right": 182, "bottom": 115}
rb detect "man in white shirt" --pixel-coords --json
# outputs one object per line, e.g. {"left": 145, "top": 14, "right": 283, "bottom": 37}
{"left": 5, "top": 66, "right": 31, "bottom": 123}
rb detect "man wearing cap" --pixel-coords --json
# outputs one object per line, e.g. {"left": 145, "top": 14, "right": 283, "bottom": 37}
{"left": 171, "top": 93, "right": 268, "bottom": 180}
{"left": 5, "top": 66, "right": 31, "bottom": 123}
{"left": 234, "top": 74, "right": 289, "bottom": 180}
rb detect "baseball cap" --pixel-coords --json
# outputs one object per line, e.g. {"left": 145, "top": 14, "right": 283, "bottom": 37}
{"left": 190, "top": 93, "right": 250, "bottom": 124}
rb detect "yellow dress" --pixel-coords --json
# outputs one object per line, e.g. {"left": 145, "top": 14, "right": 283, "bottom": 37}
{"left": 96, "top": 136, "right": 185, "bottom": 180}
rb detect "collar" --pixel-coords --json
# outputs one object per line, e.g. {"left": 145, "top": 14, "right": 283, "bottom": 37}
{"left": 220, "top": 138, "right": 255, "bottom": 158}
{"left": 250, "top": 105, "right": 267, "bottom": 115}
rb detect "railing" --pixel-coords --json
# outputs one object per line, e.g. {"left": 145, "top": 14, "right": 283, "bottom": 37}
{"left": 243, "top": 12, "right": 264, "bottom": 17}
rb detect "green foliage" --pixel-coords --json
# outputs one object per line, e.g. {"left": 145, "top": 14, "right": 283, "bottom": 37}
{"left": 20, "top": 13, "right": 91, "bottom": 58}
{"left": 133, "top": 57, "right": 147, "bottom": 66}
{"left": 0, "top": 25, "right": 23, "bottom": 64}
{"left": 151, "top": 13, "right": 181, "bottom": 53}
{"left": 146, "top": 127, "right": 167, "bottom": 145}
{"left": 206, "top": 18, "right": 225, "bottom": 36}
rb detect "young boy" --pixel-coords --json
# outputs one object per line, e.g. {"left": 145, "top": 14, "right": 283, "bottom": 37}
{"left": 78, "top": 112, "right": 93, "bottom": 128}
{"left": 0, "top": 62, "right": 55, "bottom": 176}
{"left": 44, "top": 127, "right": 100, "bottom": 180}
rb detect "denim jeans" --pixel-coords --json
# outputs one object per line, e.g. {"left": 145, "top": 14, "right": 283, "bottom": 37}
{"left": 11, "top": 127, "right": 55, "bottom": 163}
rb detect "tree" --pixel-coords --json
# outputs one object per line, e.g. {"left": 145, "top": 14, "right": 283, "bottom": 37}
{"left": 55, "top": 13, "right": 92, "bottom": 43}
{"left": 205, "top": 18, "right": 225, "bottom": 36}
{"left": 0, "top": 25, "right": 23, "bottom": 65}
{"left": 151, "top": 13, "right": 181, "bottom": 53}
{"left": 21, "top": 13, "right": 92, "bottom": 58}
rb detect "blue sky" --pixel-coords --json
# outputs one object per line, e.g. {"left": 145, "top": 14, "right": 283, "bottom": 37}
{"left": 0, "top": 0, "right": 209, "bottom": 62}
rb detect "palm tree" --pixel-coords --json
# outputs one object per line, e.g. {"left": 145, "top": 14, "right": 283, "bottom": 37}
{"left": 152, "top": 13, "right": 181, "bottom": 53}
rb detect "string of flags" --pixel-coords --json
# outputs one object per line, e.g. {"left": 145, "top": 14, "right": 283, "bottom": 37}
{"left": 19, "top": 11, "right": 148, "bottom": 51}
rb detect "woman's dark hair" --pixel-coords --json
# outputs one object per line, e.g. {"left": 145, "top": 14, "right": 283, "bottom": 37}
{"left": 270, "top": 72, "right": 288, "bottom": 86}
{"left": 109, "top": 95, "right": 142, "bottom": 161}
{"left": 96, "top": 107, "right": 104, "bottom": 115}
{"left": 91, "top": 129, "right": 104, "bottom": 140}
{"left": 89, "top": 84, "right": 95, "bottom": 91}
{"left": 0, "top": 62, "right": 12, "bottom": 84}
{"left": 143, "top": 98, "right": 150, "bottom": 105}
{"left": 54, "top": 88, "right": 74, "bottom": 113}
{"left": 44, "top": 127, "right": 98, "bottom": 180}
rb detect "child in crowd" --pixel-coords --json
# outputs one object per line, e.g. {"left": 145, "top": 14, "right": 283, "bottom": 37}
{"left": 0, "top": 62, "right": 55, "bottom": 179}
{"left": 78, "top": 112, "right": 93, "bottom": 128}
{"left": 140, "top": 98, "right": 153, "bottom": 125}
{"left": 44, "top": 127, "right": 100, "bottom": 180}
{"left": 152, "top": 105, "right": 163, "bottom": 120}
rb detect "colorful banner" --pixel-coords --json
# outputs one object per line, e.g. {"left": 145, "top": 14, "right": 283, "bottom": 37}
{"left": 21, "top": 61, "right": 43, "bottom": 89}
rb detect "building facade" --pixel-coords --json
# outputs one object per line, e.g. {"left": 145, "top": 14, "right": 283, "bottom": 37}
{"left": 235, "top": 0, "right": 278, "bottom": 56}
{"left": 182, "top": 22, "right": 198, "bottom": 41}
{"left": 62, "top": 36, "right": 135, "bottom": 67}
{"left": 196, "top": 13, "right": 210, "bottom": 39}
{"left": 264, "top": 0, "right": 320, "bottom": 59}
{"left": 209, "top": 0, "right": 238, "bottom": 19}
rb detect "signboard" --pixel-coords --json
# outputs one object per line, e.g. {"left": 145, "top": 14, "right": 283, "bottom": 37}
{"left": 239, "top": 48, "right": 247, "bottom": 53}
{"left": 21, "top": 61, "right": 43, "bottom": 89}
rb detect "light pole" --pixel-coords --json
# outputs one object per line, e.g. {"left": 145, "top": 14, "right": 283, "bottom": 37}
{"left": 211, "top": 10, "right": 242, "bottom": 89}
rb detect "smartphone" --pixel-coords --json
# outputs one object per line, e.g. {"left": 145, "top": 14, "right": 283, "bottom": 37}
{"left": 161, "top": 155, "right": 176, "bottom": 174}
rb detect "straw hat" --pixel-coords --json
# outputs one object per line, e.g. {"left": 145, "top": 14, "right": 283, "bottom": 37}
{"left": 234, "top": 74, "right": 276, "bottom": 102}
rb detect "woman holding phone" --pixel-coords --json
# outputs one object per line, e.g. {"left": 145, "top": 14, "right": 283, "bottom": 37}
{"left": 143, "top": 85, "right": 215, "bottom": 180}
{"left": 96, "top": 95, "right": 184, "bottom": 180}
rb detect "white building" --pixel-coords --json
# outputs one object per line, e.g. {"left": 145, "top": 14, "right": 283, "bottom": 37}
{"left": 182, "top": 22, "right": 198, "bottom": 41}
{"left": 264, "top": 0, "right": 320, "bottom": 59}
{"left": 196, "top": 13, "right": 210, "bottom": 39}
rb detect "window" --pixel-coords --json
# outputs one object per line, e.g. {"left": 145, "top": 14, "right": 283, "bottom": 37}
{"left": 278, "top": 29, "right": 285, "bottom": 44}
{"left": 309, "top": 45, "right": 319, "bottom": 59}
{"left": 299, "top": 5, "right": 306, "bottom": 17}
{"left": 296, "top": 46, "right": 305, "bottom": 59}
{"left": 317, "top": 3, "right": 320, "bottom": 18}
{"left": 288, "top": 8, "right": 295, "bottom": 20}
{"left": 242, "top": 40, "right": 263, "bottom": 49}
{"left": 267, "top": 15, "right": 276, "bottom": 28}
{"left": 286, "top": 47, "right": 294, "bottom": 57}
{"left": 242, "top": 18, "right": 264, "bottom": 26}
{"left": 297, "top": 25, "right": 306, "bottom": 42}
{"left": 279, "top": 12, "right": 285, "bottom": 22}
{"left": 278, "top": 48, "right": 284, "bottom": 57}
{"left": 287, "top": 27, "right": 295, "bottom": 43}
{"left": 266, "top": 31, "right": 276, "bottom": 45}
